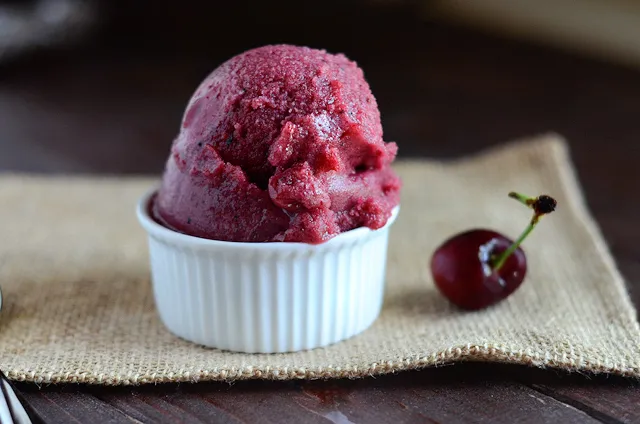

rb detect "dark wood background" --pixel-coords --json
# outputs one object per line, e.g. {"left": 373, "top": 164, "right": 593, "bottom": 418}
{"left": 1, "top": 1, "right": 639, "bottom": 422}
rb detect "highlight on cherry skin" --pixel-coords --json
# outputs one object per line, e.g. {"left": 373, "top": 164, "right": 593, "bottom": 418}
{"left": 430, "top": 192, "right": 557, "bottom": 311}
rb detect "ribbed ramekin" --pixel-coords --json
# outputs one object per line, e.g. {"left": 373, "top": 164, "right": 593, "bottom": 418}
{"left": 136, "top": 189, "right": 399, "bottom": 353}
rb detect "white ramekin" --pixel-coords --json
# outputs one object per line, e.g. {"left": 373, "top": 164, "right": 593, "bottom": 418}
{"left": 136, "top": 189, "right": 399, "bottom": 353}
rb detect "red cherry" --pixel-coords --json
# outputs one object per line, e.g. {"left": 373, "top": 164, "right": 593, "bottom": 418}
{"left": 430, "top": 192, "right": 557, "bottom": 310}
{"left": 431, "top": 229, "right": 527, "bottom": 310}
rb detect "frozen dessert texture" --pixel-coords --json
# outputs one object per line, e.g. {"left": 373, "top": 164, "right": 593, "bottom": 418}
{"left": 153, "top": 44, "right": 401, "bottom": 243}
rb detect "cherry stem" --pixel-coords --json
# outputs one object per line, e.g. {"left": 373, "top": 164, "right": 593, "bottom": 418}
{"left": 491, "top": 192, "right": 557, "bottom": 272}
{"left": 508, "top": 192, "right": 535, "bottom": 208}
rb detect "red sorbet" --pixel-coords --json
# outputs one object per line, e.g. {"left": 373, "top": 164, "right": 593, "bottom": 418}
{"left": 154, "top": 44, "right": 401, "bottom": 243}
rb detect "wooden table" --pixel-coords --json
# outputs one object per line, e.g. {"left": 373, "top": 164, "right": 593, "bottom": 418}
{"left": 1, "top": 4, "right": 639, "bottom": 423}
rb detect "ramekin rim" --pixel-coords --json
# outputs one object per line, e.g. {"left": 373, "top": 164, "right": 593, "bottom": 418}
{"left": 136, "top": 186, "right": 400, "bottom": 251}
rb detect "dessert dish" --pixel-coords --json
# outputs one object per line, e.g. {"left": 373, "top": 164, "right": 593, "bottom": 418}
{"left": 430, "top": 192, "right": 557, "bottom": 310}
{"left": 137, "top": 44, "right": 401, "bottom": 353}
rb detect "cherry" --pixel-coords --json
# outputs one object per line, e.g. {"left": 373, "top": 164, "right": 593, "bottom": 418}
{"left": 430, "top": 192, "right": 557, "bottom": 310}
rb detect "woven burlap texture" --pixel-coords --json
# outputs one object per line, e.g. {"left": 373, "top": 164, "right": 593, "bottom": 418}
{"left": 0, "top": 134, "right": 638, "bottom": 385}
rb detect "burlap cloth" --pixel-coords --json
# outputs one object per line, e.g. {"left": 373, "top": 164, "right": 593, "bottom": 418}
{"left": 0, "top": 134, "right": 639, "bottom": 385}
